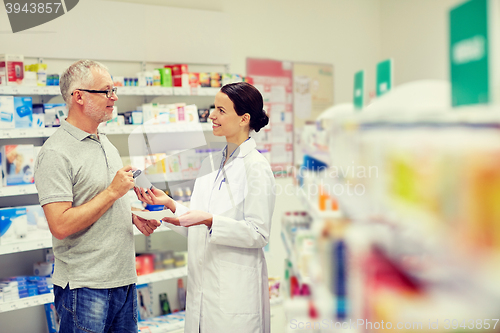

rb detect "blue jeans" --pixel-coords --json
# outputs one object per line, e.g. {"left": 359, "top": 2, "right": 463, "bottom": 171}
{"left": 53, "top": 284, "right": 138, "bottom": 333}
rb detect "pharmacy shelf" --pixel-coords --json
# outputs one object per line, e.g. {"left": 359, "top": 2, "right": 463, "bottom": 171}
{"left": 0, "top": 223, "right": 171, "bottom": 255}
{"left": 0, "top": 267, "right": 187, "bottom": 313}
{"left": 0, "top": 86, "right": 61, "bottom": 95}
{"left": 296, "top": 186, "right": 342, "bottom": 221}
{"left": 0, "top": 127, "right": 57, "bottom": 139}
{"left": 0, "top": 292, "right": 53, "bottom": 313}
{"left": 136, "top": 266, "right": 187, "bottom": 285}
{"left": 0, "top": 122, "right": 212, "bottom": 139}
{"left": 101, "top": 122, "right": 212, "bottom": 135}
{"left": 0, "top": 236, "right": 52, "bottom": 255}
{"left": 0, "top": 86, "right": 220, "bottom": 97}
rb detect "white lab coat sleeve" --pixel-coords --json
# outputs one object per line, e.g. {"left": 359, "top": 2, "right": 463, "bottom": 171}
{"left": 209, "top": 161, "right": 275, "bottom": 248}
{"left": 162, "top": 201, "right": 189, "bottom": 237}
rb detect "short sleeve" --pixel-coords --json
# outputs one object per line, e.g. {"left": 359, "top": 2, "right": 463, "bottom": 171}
{"left": 34, "top": 149, "right": 74, "bottom": 206}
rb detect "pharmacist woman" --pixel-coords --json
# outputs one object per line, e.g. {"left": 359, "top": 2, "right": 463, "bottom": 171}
{"left": 135, "top": 82, "right": 275, "bottom": 333}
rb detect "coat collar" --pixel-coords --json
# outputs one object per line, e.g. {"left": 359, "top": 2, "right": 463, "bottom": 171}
{"left": 221, "top": 137, "right": 256, "bottom": 160}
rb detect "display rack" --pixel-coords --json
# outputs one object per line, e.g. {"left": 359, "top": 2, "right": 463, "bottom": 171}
{"left": 0, "top": 86, "right": 220, "bottom": 97}
{"left": 0, "top": 266, "right": 187, "bottom": 314}
{"left": 0, "top": 123, "right": 212, "bottom": 140}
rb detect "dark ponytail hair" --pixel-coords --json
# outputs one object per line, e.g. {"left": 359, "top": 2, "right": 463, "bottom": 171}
{"left": 220, "top": 82, "right": 269, "bottom": 132}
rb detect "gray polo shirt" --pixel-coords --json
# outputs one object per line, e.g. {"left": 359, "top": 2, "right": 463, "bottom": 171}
{"left": 34, "top": 120, "right": 136, "bottom": 289}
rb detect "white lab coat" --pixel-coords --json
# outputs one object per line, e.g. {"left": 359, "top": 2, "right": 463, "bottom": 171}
{"left": 170, "top": 138, "right": 275, "bottom": 333}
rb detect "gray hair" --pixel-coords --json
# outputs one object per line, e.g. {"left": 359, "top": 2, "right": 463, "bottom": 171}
{"left": 60, "top": 60, "right": 109, "bottom": 107}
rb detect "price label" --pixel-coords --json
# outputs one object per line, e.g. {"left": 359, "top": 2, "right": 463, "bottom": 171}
{"left": 190, "top": 87, "right": 198, "bottom": 95}
{"left": 18, "top": 187, "right": 27, "bottom": 194}
{"left": 10, "top": 303, "right": 18, "bottom": 309}
{"left": 41, "top": 88, "right": 50, "bottom": 95}
{"left": 32, "top": 87, "right": 40, "bottom": 94}
{"left": 138, "top": 88, "right": 146, "bottom": 95}
{"left": 33, "top": 299, "right": 40, "bottom": 305}
{"left": 18, "top": 131, "right": 27, "bottom": 137}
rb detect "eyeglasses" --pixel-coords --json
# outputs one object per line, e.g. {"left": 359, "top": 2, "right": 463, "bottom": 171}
{"left": 71, "top": 87, "right": 118, "bottom": 98}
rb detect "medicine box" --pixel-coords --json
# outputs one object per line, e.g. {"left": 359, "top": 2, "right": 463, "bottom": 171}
{"left": 43, "top": 103, "right": 66, "bottom": 127}
{"left": 210, "top": 73, "right": 222, "bottom": 87}
{"left": 188, "top": 73, "right": 200, "bottom": 88}
{"left": 157, "top": 68, "right": 172, "bottom": 87}
{"left": 2, "top": 144, "right": 35, "bottom": 186}
{"left": 0, "top": 207, "right": 28, "bottom": 244}
{"left": 199, "top": 73, "right": 211, "bottom": 88}
{"left": 32, "top": 103, "right": 45, "bottom": 128}
{"left": 0, "top": 54, "right": 24, "bottom": 86}
{"left": 13, "top": 96, "right": 33, "bottom": 128}
{"left": 0, "top": 95, "right": 15, "bottom": 129}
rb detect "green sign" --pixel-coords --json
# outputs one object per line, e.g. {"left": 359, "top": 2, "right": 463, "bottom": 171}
{"left": 450, "top": 0, "right": 489, "bottom": 106}
{"left": 353, "top": 70, "right": 364, "bottom": 110}
{"left": 376, "top": 59, "right": 392, "bottom": 96}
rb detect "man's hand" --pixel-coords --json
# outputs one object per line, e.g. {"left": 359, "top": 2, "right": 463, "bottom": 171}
{"left": 132, "top": 214, "right": 161, "bottom": 236}
{"left": 162, "top": 210, "right": 213, "bottom": 228}
{"left": 107, "top": 165, "right": 135, "bottom": 199}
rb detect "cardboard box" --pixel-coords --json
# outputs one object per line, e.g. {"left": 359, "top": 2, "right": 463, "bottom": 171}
{"left": 188, "top": 73, "right": 200, "bottom": 88}
{"left": 43, "top": 103, "right": 66, "bottom": 127}
{"left": 0, "top": 95, "right": 15, "bottom": 129}
{"left": 210, "top": 72, "right": 221, "bottom": 87}
{"left": 199, "top": 72, "right": 211, "bottom": 87}
{"left": 0, "top": 207, "right": 28, "bottom": 243}
{"left": 13, "top": 96, "right": 33, "bottom": 128}
{"left": 0, "top": 54, "right": 24, "bottom": 86}
{"left": 2, "top": 144, "right": 35, "bottom": 186}
{"left": 184, "top": 104, "right": 199, "bottom": 123}
{"left": 157, "top": 68, "right": 172, "bottom": 87}
{"left": 32, "top": 103, "right": 45, "bottom": 128}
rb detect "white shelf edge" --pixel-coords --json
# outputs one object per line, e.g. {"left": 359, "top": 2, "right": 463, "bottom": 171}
{"left": 0, "top": 184, "right": 37, "bottom": 197}
{"left": 137, "top": 266, "right": 187, "bottom": 285}
{"left": 270, "top": 297, "right": 283, "bottom": 306}
{"left": 0, "top": 86, "right": 218, "bottom": 97}
{"left": 0, "top": 237, "right": 52, "bottom": 255}
{"left": 0, "top": 293, "right": 54, "bottom": 313}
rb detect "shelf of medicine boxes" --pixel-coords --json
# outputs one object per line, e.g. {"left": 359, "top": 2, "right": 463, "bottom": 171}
{"left": 0, "top": 122, "right": 213, "bottom": 139}
{"left": 0, "top": 217, "right": 172, "bottom": 256}
{"left": 0, "top": 266, "right": 188, "bottom": 313}
{"left": 0, "top": 85, "right": 220, "bottom": 97}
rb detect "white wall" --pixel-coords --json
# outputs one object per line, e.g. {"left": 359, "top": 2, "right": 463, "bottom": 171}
{"left": 379, "top": 0, "right": 465, "bottom": 86}
{"left": 111, "top": 0, "right": 382, "bottom": 106}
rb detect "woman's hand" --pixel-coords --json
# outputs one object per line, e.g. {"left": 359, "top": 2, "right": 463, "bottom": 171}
{"left": 134, "top": 186, "right": 171, "bottom": 207}
{"left": 162, "top": 210, "right": 213, "bottom": 228}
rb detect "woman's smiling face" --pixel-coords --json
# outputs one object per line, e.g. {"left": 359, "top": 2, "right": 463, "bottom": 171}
{"left": 210, "top": 91, "right": 245, "bottom": 139}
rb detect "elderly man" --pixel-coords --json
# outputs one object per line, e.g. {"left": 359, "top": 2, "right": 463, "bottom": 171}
{"left": 34, "top": 60, "right": 160, "bottom": 332}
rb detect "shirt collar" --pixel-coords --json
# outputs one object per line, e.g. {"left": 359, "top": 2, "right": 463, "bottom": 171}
{"left": 61, "top": 120, "right": 103, "bottom": 141}
{"left": 221, "top": 137, "right": 256, "bottom": 160}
